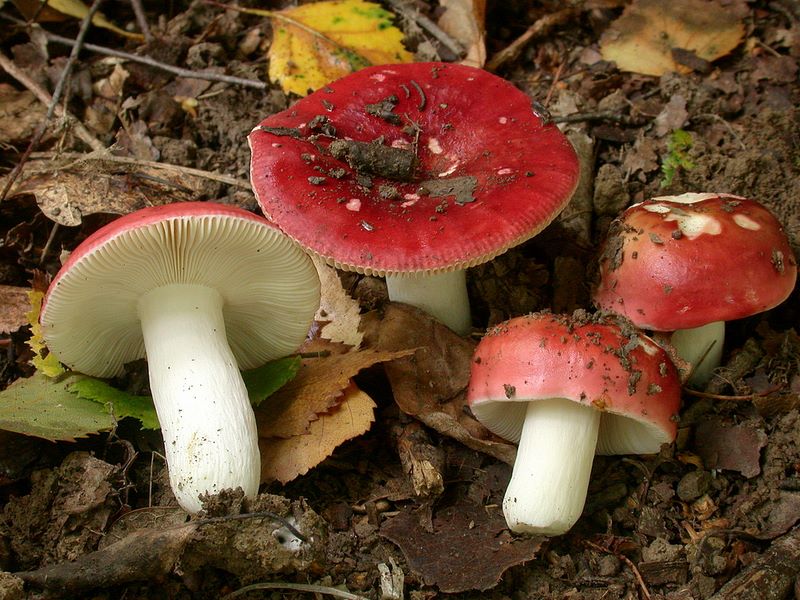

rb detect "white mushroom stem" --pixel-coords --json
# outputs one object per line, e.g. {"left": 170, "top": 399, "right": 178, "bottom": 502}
{"left": 137, "top": 283, "right": 260, "bottom": 513}
{"left": 385, "top": 270, "right": 471, "bottom": 335}
{"left": 503, "top": 398, "right": 600, "bottom": 535}
{"left": 669, "top": 320, "right": 725, "bottom": 387}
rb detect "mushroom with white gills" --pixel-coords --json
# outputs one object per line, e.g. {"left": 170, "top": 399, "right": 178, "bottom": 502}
{"left": 40, "top": 202, "right": 321, "bottom": 513}
{"left": 594, "top": 193, "right": 797, "bottom": 386}
{"left": 467, "top": 312, "right": 681, "bottom": 536}
{"left": 249, "top": 62, "right": 579, "bottom": 335}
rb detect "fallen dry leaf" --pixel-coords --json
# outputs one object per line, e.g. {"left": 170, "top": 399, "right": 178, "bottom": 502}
{"left": 260, "top": 382, "right": 376, "bottom": 483}
{"left": 599, "top": 0, "right": 746, "bottom": 77}
{"left": 437, "top": 0, "right": 487, "bottom": 67}
{"left": 255, "top": 347, "right": 411, "bottom": 438}
{"left": 12, "top": 0, "right": 144, "bottom": 39}
{"left": 0, "top": 84, "right": 47, "bottom": 144}
{"left": 380, "top": 498, "right": 543, "bottom": 592}
{"left": 364, "top": 303, "right": 516, "bottom": 465}
{"left": 694, "top": 417, "right": 767, "bottom": 478}
{"left": 84, "top": 63, "right": 129, "bottom": 135}
{"left": 0, "top": 285, "right": 31, "bottom": 334}
{"left": 312, "top": 256, "right": 363, "bottom": 348}
{"left": 1, "top": 155, "right": 205, "bottom": 226}
{"left": 262, "top": 0, "right": 413, "bottom": 96}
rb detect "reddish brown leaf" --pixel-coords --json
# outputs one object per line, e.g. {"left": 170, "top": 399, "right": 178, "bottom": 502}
{"left": 380, "top": 498, "right": 543, "bottom": 592}
{"left": 694, "top": 417, "right": 767, "bottom": 478}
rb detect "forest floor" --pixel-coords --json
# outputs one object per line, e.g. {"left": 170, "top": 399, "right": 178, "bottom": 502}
{"left": 1, "top": 0, "right": 800, "bottom": 599}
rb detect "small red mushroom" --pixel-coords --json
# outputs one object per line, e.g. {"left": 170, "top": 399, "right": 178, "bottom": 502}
{"left": 594, "top": 193, "right": 797, "bottom": 385}
{"left": 467, "top": 311, "right": 681, "bottom": 535}
{"left": 249, "top": 62, "right": 579, "bottom": 334}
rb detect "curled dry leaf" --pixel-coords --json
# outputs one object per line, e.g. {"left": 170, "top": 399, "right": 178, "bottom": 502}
{"left": 599, "top": 0, "right": 745, "bottom": 77}
{"left": 1, "top": 155, "right": 204, "bottom": 226}
{"left": 0, "top": 285, "right": 31, "bottom": 334}
{"left": 260, "top": 382, "right": 376, "bottom": 484}
{"left": 364, "top": 303, "right": 517, "bottom": 465}
{"left": 0, "top": 84, "right": 47, "bottom": 144}
{"left": 255, "top": 347, "right": 411, "bottom": 438}
{"left": 312, "top": 256, "right": 364, "bottom": 348}
{"left": 437, "top": 0, "right": 487, "bottom": 67}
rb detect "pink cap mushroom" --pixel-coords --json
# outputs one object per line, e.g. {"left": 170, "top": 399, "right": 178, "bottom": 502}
{"left": 467, "top": 311, "right": 681, "bottom": 535}
{"left": 594, "top": 193, "right": 797, "bottom": 385}
{"left": 41, "top": 202, "right": 320, "bottom": 512}
{"left": 249, "top": 62, "right": 579, "bottom": 334}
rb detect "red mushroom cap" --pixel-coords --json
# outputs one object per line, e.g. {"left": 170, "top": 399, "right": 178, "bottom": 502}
{"left": 249, "top": 62, "right": 579, "bottom": 275}
{"left": 594, "top": 193, "right": 798, "bottom": 331}
{"left": 467, "top": 312, "right": 681, "bottom": 455}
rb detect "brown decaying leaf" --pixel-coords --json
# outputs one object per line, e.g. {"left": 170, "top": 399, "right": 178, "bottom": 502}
{"left": 256, "top": 347, "right": 410, "bottom": 438}
{"left": 0, "top": 285, "right": 32, "bottom": 334}
{"left": 599, "top": 0, "right": 746, "bottom": 77}
{"left": 0, "top": 84, "right": 47, "bottom": 144}
{"left": 312, "top": 256, "right": 364, "bottom": 348}
{"left": 437, "top": 0, "right": 487, "bottom": 67}
{"left": 380, "top": 498, "right": 543, "bottom": 593}
{"left": 364, "top": 303, "right": 516, "bottom": 465}
{"left": 694, "top": 417, "right": 767, "bottom": 478}
{"left": 260, "top": 382, "right": 376, "bottom": 484}
{"left": 1, "top": 156, "right": 204, "bottom": 226}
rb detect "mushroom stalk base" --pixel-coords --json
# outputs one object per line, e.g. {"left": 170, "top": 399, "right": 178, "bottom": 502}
{"left": 138, "top": 283, "right": 260, "bottom": 513}
{"left": 503, "top": 399, "right": 600, "bottom": 536}
{"left": 385, "top": 270, "right": 471, "bottom": 335}
{"left": 669, "top": 320, "right": 724, "bottom": 387}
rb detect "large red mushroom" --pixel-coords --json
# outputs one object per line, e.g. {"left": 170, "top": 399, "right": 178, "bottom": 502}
{"left": 249, "top": 62, "right": 579, "bottom": 334}
{"left": 468, "top": 311, "right": 681, "bottom": 535}
{"left": 594, "top": 193, "right": 797, "bottom": 385}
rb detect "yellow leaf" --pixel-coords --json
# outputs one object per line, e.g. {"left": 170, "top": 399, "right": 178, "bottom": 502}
{"left": 266, "top": 0, "right": 413, "bottom": 96}
{"left": 260, "top": 383, "right": 376, "bottom": 483}
{"left": 46, "top": 0, "right": 144, "bottom": 40}
{"left": 26, "top": 289, "right": 66, "bottom": 377}
{"left": 599, "top": 0, "right": 745, "bottom": 77}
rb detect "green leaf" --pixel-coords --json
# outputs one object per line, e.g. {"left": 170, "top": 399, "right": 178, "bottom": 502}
{"left": 0, "top": 372, "right": 114, "bottom": 441}
{"left": 242, "top": 355, "right": 302, "bottom": 407}
{"left": 68, "top": 377, "right": 159, "bottom": 430}
{"left": 660, "top": 129, "right": 695, "bottom": 188}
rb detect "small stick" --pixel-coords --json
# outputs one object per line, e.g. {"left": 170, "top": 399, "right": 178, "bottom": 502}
{"left": 486, "top": 7, "right": 578, "bottom": 72}
{"left": 385, "top": 0, "right": 464, "bottom": 58}
{"left": 128, "top": 0, "right": 154, "bottom": 44}
{"left": 1, "top": 15, "right": 268, "bottom": 90}
{"left": 552, "top": 111, "right": 648, "bottom": 126}
{"left": 222, "top": 582, "right": 369, "bottom": 600}
{"left": 584, "top": 539, "right": 652, "bottom": 600}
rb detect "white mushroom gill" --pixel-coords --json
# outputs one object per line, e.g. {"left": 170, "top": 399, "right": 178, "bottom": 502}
{"left": 502, "top": 399, "right": 600, "bottom": 535}
{"left": 385, "top": 270, "right": 471, "bottom": 335}
{"left": 138, "top": 283, "right": 259, "bottom": 513}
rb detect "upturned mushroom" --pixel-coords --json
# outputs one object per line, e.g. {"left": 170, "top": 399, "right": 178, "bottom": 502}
{"left": 249, "top": 62, "right": 579, "bottom": 335}
{"left": 40, "top": 202, "right": 320, "bottom": 512}
{"left": 467, "top": 311, "right": 681, "bottom": 535}
{"left": 594, "top": 193, "right": 797, "bottom": 385}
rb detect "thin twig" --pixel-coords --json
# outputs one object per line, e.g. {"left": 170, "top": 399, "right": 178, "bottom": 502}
{"left": 584, "top": 540, "right": 652, "bottom": 600}
{"left": 0, "top": 0, "right": 106, "bottom": 203}
{"left": 682, "top": 387, "right": 775, "bottom": 401}
{"left": 486, "top": 7, "right": 578, "bottom": 72}
{"left": 222, "top": 582, "right": 369, "bottom": 600}
{"left": 31, "top": 151, "right": 250, "bottom": 189}
{"left": 0, "top": 15, "right": 268, "bottom": 90}
{"left": 551, "top": 111, "right": 649, "bottom": 126}
{"left": 128, "top": 0, "right": 153, "bottom": 44}
{"left": 385, "top": 0, "right": 464, "bottom": 58}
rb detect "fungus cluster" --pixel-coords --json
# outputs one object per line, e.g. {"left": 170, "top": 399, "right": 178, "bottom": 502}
{"left": 249, "top": 62, "right": 580, "bottom": 335}
{"left": 41, "top": 203, "right": 320, "bottom": 513}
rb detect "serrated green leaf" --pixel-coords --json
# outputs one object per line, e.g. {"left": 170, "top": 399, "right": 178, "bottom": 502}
{"left": 242, "top": 355, "right": 302, "bottom": 407}
{"left": 0, "top": 372, "right": 114, "bottom": 441}
{"left": 68, "top": 377, "right": 159, "bottom": 430}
